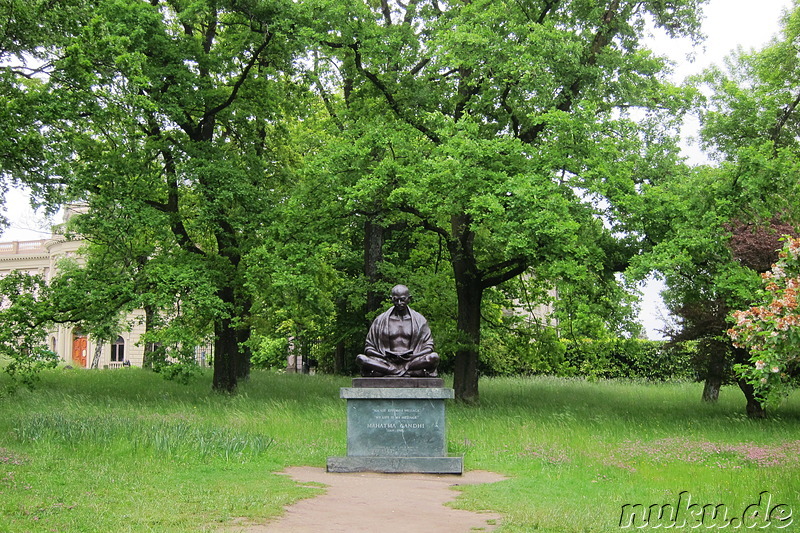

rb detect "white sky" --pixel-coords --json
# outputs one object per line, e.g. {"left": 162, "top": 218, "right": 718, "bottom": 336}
{"left": 1, "top": 0, "right": 794, "bottom": 337}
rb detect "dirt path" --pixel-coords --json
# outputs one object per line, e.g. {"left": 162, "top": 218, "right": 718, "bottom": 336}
{"left": 231, "top": 467, "right": 506, "bottom": 533}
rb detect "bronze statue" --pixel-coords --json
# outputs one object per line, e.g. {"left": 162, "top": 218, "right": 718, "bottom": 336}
{"left": 356, "top": 285, "right": 440, "bottom": 377}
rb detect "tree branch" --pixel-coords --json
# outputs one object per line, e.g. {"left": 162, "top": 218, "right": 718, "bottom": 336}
{"left": 380, "top": 0, "right": 392, "bottom": 25}
{"left": 453, "top": 68, "right": 484, "bottom": 121}
{"left": 200, "top": 32, "right": 274, "bottom": 137}
{"left": 771, "top": 90, "right": 800, "bottom": 146}
{"left": 140, "top": 136, "right": 204, "bottom": 256}
{"left": 409, "top": 57, "right": 430, "bottom": 76}
{"left": 203, "top": 8, "right": 218, "bottom": 54}
{"left": 402, "top": 0, "right": 422, "bottom": 26}
{"left": 537, "top": 0, "right": 561, "bottom": 24}
{"left": 519, "top": 0, "right": 620, "bottom": 144}
{"left": 350, "top": 42, "right": 442, "bottom": 144}
{"left": 398, "top": 204, "right": 450, "bottom": 240}
{"left": 481, "top": 257, "right": 528, "bottom": 289}
{"left": 499, "top": 82, "right": 521, "bottom": 137}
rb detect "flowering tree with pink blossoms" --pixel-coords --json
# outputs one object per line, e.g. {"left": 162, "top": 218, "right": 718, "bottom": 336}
{"left": 728, "top": 236, "right": 800, "bottom": 407}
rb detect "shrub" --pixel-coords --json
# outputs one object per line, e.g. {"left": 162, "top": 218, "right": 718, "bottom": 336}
{"left": 251, "top": 335, "right": 290, "bottom": 369}
{"left": 477, "top": 327, "right": 697, "bottom": 382}
{"left": 0, "top": 272, "right": 59, "bottom": 393}
{"left": 561, "top": 338, "right": 697, "bottom": 381}
{"left": 729, "top": 236, "right": 800, "bottom": 406}
{"left": 478, "top": 325, "right": 567, "bottom": 376}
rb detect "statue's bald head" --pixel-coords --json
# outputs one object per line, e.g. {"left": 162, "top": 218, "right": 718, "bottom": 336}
{"left": 390, "top": 285, "right": 411, "bottom": 310}
{"left": 391, "top": 284, "right": 409, "bottom": 297}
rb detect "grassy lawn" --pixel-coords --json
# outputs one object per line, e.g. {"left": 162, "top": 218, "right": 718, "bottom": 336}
{"left": 1, "top": 368, "right": 798, "bottom": 531}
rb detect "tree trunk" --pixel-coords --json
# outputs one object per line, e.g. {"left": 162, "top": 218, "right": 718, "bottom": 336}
{"left": 702, "top": 376, "right": 722, "bottom": 402}
{"left": 701, "top": 340, "right": 727, "bottom": 402}
{"left": 364, "top": 219, "right": 384, "bottom": 314}
{"left": 142, "top": 304, "right": 158, "bottom": 370}
{"left": 334, "top": 341, "right": 345, "bottom": 375}
{"left": 448, "top": 215, "right": 483, "bottom": 404}
{"left": 211, "top": 225, "right": 247, "bottom": 388}
{"left": 738, "top": 379, "right": 767, "bottom": 419}
{"left": 90, "top": 339, "right": 105, "bottom": 369}
{"left": 213, "top": 316, "right": 238, "bottom": 392}
{"left": 236, "top": 327, "right": 251, "bottom": 381}
{"left": 213, "top": 286, "right": 239, "bottom": 392}
{"left": 452, "top": 275, "right": 483, "bottom": 404}
{"left": 732, "top": 347, "right": 766, "bottom": 418}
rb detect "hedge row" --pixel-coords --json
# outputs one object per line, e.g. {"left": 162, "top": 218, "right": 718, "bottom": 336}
{"left": 477, "top": 337, "right": 699, "bottom": 382}
{"left": 261, "top": 332, "right": 701, "bottom": 382}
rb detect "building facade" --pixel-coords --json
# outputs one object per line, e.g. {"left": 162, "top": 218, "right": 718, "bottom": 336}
{"left": 0, "top": 232, "right": 147, "bottom": 368}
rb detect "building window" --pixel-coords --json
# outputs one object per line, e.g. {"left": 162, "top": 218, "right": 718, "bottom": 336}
{"left": 111, "top": 336, "right": 125, "bottom": 363}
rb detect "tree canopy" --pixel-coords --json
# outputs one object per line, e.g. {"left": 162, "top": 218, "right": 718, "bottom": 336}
{"left": 3, "top": 0, "right": 313, "bottom": 391}
{"left": 306, "top": 0, "right": 704, "bottom": 401}
{"left": 8, "top": 0, "right": 800, "bottom": 413}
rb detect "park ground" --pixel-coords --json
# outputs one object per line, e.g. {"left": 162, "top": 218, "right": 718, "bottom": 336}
{"left": 1, "top": 369, "right": 799, "bottom": 532}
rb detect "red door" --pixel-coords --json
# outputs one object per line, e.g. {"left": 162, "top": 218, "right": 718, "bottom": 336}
{"left": 72, "top": 335, "right": 87, "bottom": 368}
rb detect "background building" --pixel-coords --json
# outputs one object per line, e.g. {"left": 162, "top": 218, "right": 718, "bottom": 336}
{"left": 0, "top": 209, "right": 147, "bottom": 368}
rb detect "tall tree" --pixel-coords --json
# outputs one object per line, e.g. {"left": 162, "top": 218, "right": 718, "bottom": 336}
{"left": 6, "top": 0, "right": 308, "bottom": 391}
{"left": 631, "top": 165, "right": 788, "bottom": 413}
{"left": 633, "top": 3, "right": 800, "bottom": 416}
{"left": 313, "top": 0, "right": 704, "bottom": 402}
{"left": 694, "top": 3, "right": 800, "bottom": 414}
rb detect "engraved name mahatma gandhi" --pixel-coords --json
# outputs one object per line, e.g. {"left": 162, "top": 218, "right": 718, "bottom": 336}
{"left": 356, "top": 285, "right": 439, "bottom": 377}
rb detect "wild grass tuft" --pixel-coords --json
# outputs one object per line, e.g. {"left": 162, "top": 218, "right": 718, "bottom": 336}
{"left": 12, "top": 412, "right": 274, "bottom": 461}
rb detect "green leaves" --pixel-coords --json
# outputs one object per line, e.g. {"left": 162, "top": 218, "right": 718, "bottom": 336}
{"left": 729, "top": 236, "right": 800, "bottom": 407}
{"left": 304, "top": 0, "right": 707, "bottom": 399}
{"left": 1, "top": 0, "right": 315, "bottom": 390}
{"left": 1, "top": 0, "right": 712, "bottom": 396}
{"left": 697, "top": 6, "right": 800, "bottom": 222}
{"left": 0, "top": 272, "right": 59, "bottom": 392}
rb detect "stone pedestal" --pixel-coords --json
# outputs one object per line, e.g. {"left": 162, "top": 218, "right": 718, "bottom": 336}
{"left": 327, "top": 378, "right": 463, "bottom": 474}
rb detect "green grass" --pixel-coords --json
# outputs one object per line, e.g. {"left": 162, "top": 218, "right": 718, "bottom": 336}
{"left": 448, "top": 377, "right": 800, "bottom": 531}
{"left": 1, "top": 369, "right": 798, "bottom": 531}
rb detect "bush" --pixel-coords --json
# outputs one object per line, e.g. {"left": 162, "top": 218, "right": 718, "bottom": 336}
{"left": 562, "top": 338, "right": 698, "bottom": 382}
{"left": 477, "top": 331, "right": 698, "bottom": 382}
{"left": 0, "top": 272, "right": 60, "bottom": 393}
{"left": 143, "top": 343, "right": 200, "bottom": 384}
{"left": 729, "top": 235, "right": 800, "bottom": 406}
{"left": 478, "top": 326, "right": 567, "bottom": 376}
{"left": 251, "top": 335, "right": 290, "bottom": 369}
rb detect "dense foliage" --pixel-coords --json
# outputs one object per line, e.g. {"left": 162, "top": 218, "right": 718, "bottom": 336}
{"left": 3, "top": 0, "right": 313, "bottom": 392}
{"left": 481, "top": 336, "right": 699, "bottom": 383}
{"left": 729, "top": 236, "right": 800, "bottom": 406}
{"left": 305, "top": 0, "right": 705, "bottom": 401}
{"left": 0, "top": 272, "right": 59, "bottom": 392}
{"left": 561, "top": 339, "right": 699, "bottom": 382}
{"left": 626, "top": 2, "right": 800, "bottom": 416}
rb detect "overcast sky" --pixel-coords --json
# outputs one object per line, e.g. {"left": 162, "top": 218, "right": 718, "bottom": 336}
{"left": 658, "top": 0, "right": 792, "bottom": 78}
{"left": 1, "top": 0, "right": 795, "bottom": 337}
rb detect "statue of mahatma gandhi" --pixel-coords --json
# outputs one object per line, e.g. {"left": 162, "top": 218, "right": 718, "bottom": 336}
{"left": 356, "top": 285, "right": 440, "bottom": 377}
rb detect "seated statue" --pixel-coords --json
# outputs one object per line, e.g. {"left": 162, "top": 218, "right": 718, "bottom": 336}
{"left": 356, "top": 284, "right": 440, "bottom": 377}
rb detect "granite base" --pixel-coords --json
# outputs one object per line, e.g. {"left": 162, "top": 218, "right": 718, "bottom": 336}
{"left": 351, "top": 377, "right": 445, "bottom": 388}
{"left": 327, "top": 378, "right": 463, "bottom": 474}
